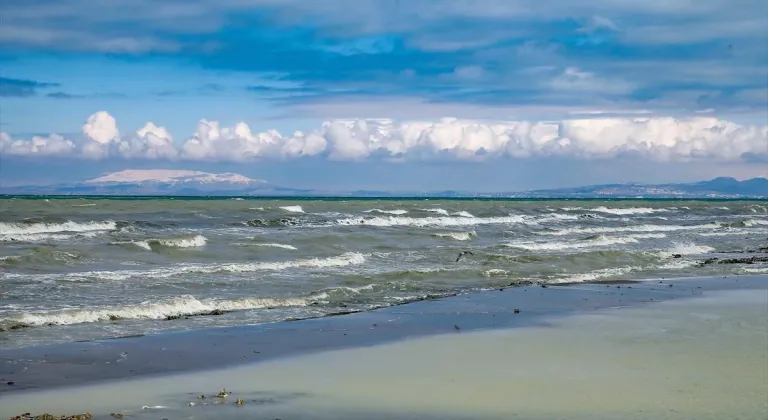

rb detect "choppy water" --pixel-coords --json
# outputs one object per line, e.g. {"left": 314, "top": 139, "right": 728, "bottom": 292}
{"left": 1, "top": 197, "right": 766, "bottom": 349}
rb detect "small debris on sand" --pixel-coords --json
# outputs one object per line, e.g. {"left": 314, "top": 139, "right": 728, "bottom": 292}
{"left": 9, "top": 414, "right": 93, "bottom": 420}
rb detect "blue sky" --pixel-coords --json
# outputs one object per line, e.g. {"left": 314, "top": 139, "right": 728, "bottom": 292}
{"left": 1, "top": 0, "right": 766, "bottom": 191}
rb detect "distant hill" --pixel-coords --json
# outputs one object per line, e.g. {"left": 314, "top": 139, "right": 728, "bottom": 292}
{"left": 0, "top": 170, "right": 765, "bottom": 198}
{"left": 504, "top": 177, "right": 768, "bottom": 199}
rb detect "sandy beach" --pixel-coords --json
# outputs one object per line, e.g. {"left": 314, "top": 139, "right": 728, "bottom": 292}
{"left": 1, "top": 275, "right": 766, "bottom": 420}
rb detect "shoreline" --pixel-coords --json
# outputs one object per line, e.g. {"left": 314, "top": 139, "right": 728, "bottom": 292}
{"left": 1, "top": 274, "right": 765, "bottom": 398}
{"left": 0, "top": 274, "right": 765, "bottom": 419}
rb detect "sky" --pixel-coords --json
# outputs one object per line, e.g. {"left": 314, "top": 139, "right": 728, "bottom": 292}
{"left": 0, "top": 0, "right": 766, "bottom": 191}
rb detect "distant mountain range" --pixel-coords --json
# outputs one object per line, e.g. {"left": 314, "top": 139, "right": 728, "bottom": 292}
{"left": 0, "top": 170, "right": 766, "bottom": 198}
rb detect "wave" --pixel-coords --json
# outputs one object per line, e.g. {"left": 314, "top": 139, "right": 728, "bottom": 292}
{"left": 113, "top": 235, "right": 207, "bottom": 251}
{"left": 432, "top": 230, "right": 477, "bottom": 241}
{"left": 555, "top": 266, "right": 639, "bottom": 284}
{"left": 0, "top": 220, "right": 116, "bottom": 235}
{"left": 280, "top": 205, "right": 304, "bottom": 213}
{"left": 657, "top": 241, "right": 716, "bottom": 257}
{"left": 419, "top": 208, "right": 476, "bottom": 218}
{"left": 537, "top": 222, "right": 721, "bottom": 236}
{"left": 1, "top": 233, "right": 73, "bottom": 242}
{"left": 52, "top": 252, "right": 366, "bottom": 281}
{"left": 234, "top": 242, "right": 298, "bottom": 250}
{"left": 244, "top": 217, "right": 302, "bottom": 227}
{"left": 335, "top": 215, "right": 526, "bottom": 228}
{"left": 363, "top": 209, "right": 408, "bottom": 215}
{"left": 591, "top": 207, "right": 668, "bottom": 215}
{"left": 505, "top": 233, "right": 661, "bottom": 251}
{"left": 421, "top": 208, "right": 450, "bottom": 216}
{"left": 3, "top": 295, "right": 312, "bottom": 328}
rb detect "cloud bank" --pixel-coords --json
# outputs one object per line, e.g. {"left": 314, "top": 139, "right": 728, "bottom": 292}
{"left": 1, "top": 111, "right": 766, "bottom": 163}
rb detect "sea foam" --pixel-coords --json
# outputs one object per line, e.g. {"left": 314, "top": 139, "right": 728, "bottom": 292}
{"left": 53, "top": 252, "right": 367, "bottom": 281}
{"left": 0, "top": 220, "right": 117, "bottom": 235}
{"left": 7, "top": 295, "right": 312, "bottom": 327}
{"left": 280, "top": 205, "right": 305, "bottom": 213}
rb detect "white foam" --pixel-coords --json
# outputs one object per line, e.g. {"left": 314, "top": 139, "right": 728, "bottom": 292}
{"left": 7, "top": 295, "right": 311, "bottom": 327}
{"left": 658, "top": 241, "right": 716, "bottom": 257}
{"left": 420, "top": 208, "right": 449, "bottom": 215}
{"left": 454, "top": 211, "right": 475, "bottom": 218}
{"left": 739, "top": 267, "right": 768, "bottom": 274}
{"left": 335, "top": 215, "right": 526, "bottom": 228}
{"left": 537, "top": 222, "right": 720, "bottom": 236}
{"left": 555, "top": 266, "right": 639, "bottom": 283}
{"left": 156, "top": 235, "right": 207, "bottom": 248}
{"left": 113, "top": 235, "right": 207, "bottom": 250}
{"left": 0, "top": 220, "right": 116, "bottom": 235}
{"left": 505, "top": 234, "right": 652, "bottom": 251}
{"left": 483, "top": 269, "right": 508, "bottom": 277}
{"left": 591, "top": 207, "right": 667, "bottom": 215}
{"left": 744, "top": 219, "right": 768, "bottom": 226}
{"left": 55, "top": 252, "right": 366, "bottom": 281}
{"left": 432, "top": 231, "right": 476, "bottom": 241}
{"left": 236, "top": 242, "right": 298, "bottom": 250}
{"left": 363, "top": 209, "right": 409, "bottom": 215}
{"left": 280, "top": 205, "right": 304, "bottom": 213}
{"left": 0, "top": 233, "right": 73, "bottom": 242}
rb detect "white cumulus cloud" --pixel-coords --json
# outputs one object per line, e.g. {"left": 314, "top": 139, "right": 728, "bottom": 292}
{"left": 1, "top": 111, "right": 766, "bottom": 163}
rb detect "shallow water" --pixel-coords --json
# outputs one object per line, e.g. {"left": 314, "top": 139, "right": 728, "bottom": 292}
{"left": 1, "top": 197, "right": 766, "bottom": 348}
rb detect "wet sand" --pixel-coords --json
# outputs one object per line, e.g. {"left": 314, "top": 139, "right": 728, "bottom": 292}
{"left": 1, "top": 275, "right": 766, "bottom": 419}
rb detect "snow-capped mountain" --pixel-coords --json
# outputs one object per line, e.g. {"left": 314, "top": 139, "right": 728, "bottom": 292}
{"left": 0, "top": 169, "right": 294, "bottom": 196}
{"left": 85, "top": 169, "right": 265, "bottom": 186}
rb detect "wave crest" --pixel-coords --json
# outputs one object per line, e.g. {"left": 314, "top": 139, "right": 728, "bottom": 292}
{"left": 432, "top": 231, "right": 477, "bottom": 241}
{"left": 335, "top": 215, "right": 525, "bottom": 228}
{"left": 280, "top": 205, "right": 304, "bottom": 213}
{"left": 3, "top": 295, "right": 311, "bottom": 328}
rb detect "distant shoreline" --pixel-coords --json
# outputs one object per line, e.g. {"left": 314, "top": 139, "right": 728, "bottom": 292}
{"left": 2, "top": 195, "right": 766, "bottom": 201}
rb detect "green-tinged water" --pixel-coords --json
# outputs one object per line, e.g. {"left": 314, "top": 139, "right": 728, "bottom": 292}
{"left": 0, "top": 197, "right": 766, "bottom": 348}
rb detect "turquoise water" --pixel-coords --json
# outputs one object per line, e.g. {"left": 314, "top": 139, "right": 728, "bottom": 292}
{"left": 1, "top": 197, "right": 766, "bottom": 348}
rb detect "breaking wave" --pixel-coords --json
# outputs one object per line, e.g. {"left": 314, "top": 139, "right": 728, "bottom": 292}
{"left": 432, "top": 230, "right": 477, "bottom": 241}
{"left": 280, "top": 205, "right": 304, "bottom": 213}
{"left": 537, "top": 222, "right": 721, "bottom": 236}
{"left": 113, "top": 235, "right": 207, "bottom": 251}
{"left": 364, "top": 209, "right": 409, "bottom": 215}
{"left": 54, "top": 252, "right": 366, "bottom": 281}
{"left": 0, "top": 220, "right": 117, "bottom": 236}
{"left": 591, "top": 207, "right": 669, "bottom": 215}
{"left": 234, "top": 242, "right": 298, "bottom": 250}
{"left": 3, "top": 295, "right": 312, "bottom": 328}
{"left": 335, "top": 215, "right": 526, "bottom": 228}
{"left": 505, "top": 233, "right": 663, "bottom": 251}
{"left": 421, "top": 208, "right": 450, "bottom": 215}
{"left": 555, "top": 266, "right": 640, "bottom": 284}
{"left": 657, "top": 241, "right": 716, "bottom": 257}
{"left": 244, "top": 217, "right": 302, "bottom": 227}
